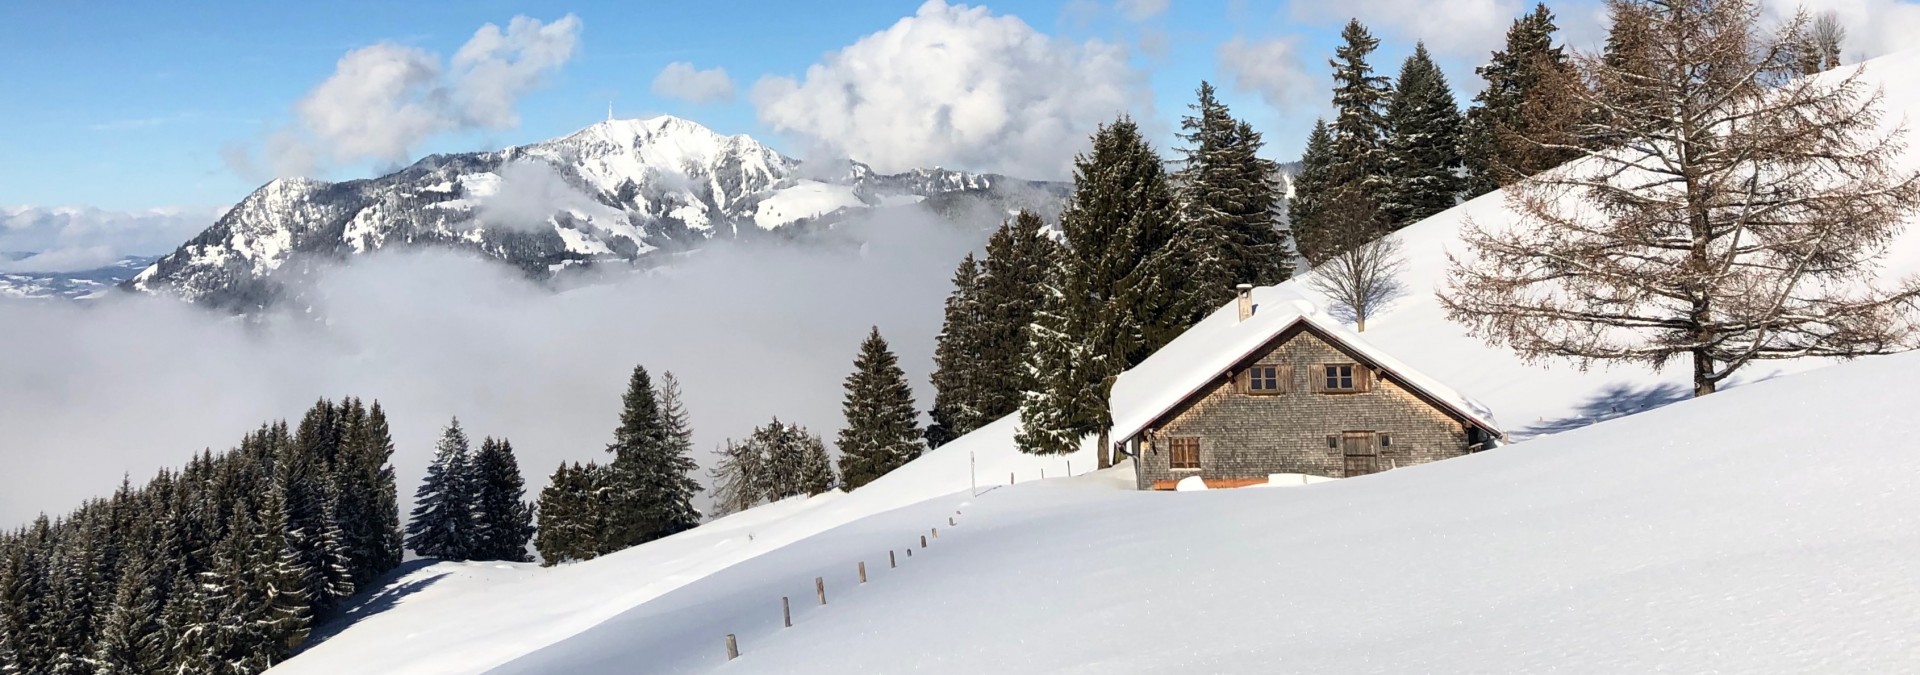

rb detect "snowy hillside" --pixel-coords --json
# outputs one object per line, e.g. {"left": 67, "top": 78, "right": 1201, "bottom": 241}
{"left": 0, "top": 254, "right": 160, "bottom": 300}
{"left": 128, "top": 116, "right": 1067, "bottom": 311}
{"left": 497, "top": 347, "right": 1920, "bottom": 674}
{"left": 266, "top": 51, "right": 1920, "bottom": 674}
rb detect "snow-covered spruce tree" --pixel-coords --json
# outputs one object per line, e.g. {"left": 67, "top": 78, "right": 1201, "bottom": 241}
{"left": 976, "top": 211, "right": 1060, "bottom": 422}
{"left": 1017, "top": 258, "right": 1107, "bottom": 457}
{"left": 330, "top": 398, "right": 403, "bottom": 588}
{"left": 1442, "top": 0, "right": 1920, "bottom": 398}
{"left": 1288, "top": 119, "right": 1340, "bottom": 264}
{"left": 838, "top": 327, "right": 926, "bottom": 490}
{"left": 708, "top": 438, "right": 767, "bottom": 516}
{"left": 1383, "top": 43, "right": 1466, "bottom": 228}
{"left": 469, "top": 437, "right": 535, "bottom": 563}
{"left": 1461, "top": 2, "right": 1583, "bottom": 197}
{"left": 641, "top": 372, "right": 704, "bottom": 539}
{"left": 535, "top": 462, "right": 594, "bottom": 566}
{"left": 281, "top": 404, "right": 354, "bottom": 613}
{"left": 405, "top": 418, "right": 475, "bottom": 561}
{"left": 796, "top": 428, "right": 837, "bottom": 497}
{"left": 601, "top": 364, "right": 665, "bottom": 551}
{"left": 1328, "top": 19, "right": 1393, "bottom": 195}
{"left": 927, "top": 254, "right": 988, "bottom": 448}
{"left": 1024, "top": 116, "right": 1182, "bottom": 466}
{"left": 1173, "top": 81, "right": 1292, "bottom": 324}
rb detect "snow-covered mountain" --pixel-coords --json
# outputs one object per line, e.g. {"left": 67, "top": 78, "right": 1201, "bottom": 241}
{"left": 127, "top": 116, "right": 1066, "bottom": 310}
{"left": 0, "top": 254, "right": 161, "bottom": 300}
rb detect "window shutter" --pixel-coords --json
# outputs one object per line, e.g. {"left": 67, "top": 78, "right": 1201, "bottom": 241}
{"left": 1280, "top": 364, "right": 1296, "bottom": 393}
{"left": 1357, "top": 367, "right": 1373, "bottom": 393}
{"left": 1310, "top": 365, "right": 1325, "bottom": 393}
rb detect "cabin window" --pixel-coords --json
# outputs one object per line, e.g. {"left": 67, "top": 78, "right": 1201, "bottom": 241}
{"left": 1243, "top": 364, "right": 1290, "bottom": 394}
{"left": 1379, "top": 433, "right": 1393, "bottom": 448}
{"left": 1168, "top": 437, "right": 1201, "bottom": 470}
{"left": 1321, "top": 364, "right": 1362, "bottom": 393}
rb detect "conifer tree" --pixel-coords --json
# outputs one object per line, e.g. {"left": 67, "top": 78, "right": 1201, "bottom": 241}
{"left": 1461, "top": 2, "right": 1582, "bottom": 196}
{"left": 641, "top": 372, "right": 704, "bottom": 539}
{"left": 535, "top": 462, "right": 601, "bottom": 566}
{"left": 469, "top": 437, "right": 535, "bottom": 563}
{"left": 602, "top": 364, "right": 672, "bottom": 550}
{"left": 405, "top": 418, "right": 475, "bottom": 561}
{"left": 796, "top": 430, "right": 837, "bottom": 496}
{"left": 1328, "top": 19, "right": 1393, "bottom": 194}
{"left": 838, "top": 327, "right": 926, "bottom": 489}
{"left": 975, "top": 211, "right": 1059, "bottom": 421}
{"left": 927, "top": 255, "right": 988, "bottom": 448}
{"left": 1174, "top": 81, "right": 1291, "bottom": 323}
{"left": 1017, "top": 260, "right": 1105, "bottom": 457}
{"left": 1383, "top": 43, "right": 1466, "bottom": 228}
{"left": 1024, "top": 116, "right": 1181, "bottom": 466}
{"left": 1288, "top": 119, "right": 1339, "bottom": 264}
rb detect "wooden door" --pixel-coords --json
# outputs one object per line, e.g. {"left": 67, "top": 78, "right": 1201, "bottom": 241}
{"left": 1341, "top": 432, "right": 1378, "bottom": 477}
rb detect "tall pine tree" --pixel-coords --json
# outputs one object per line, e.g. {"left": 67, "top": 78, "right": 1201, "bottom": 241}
{"left": 1461, "top": 2, "right": 1582, "bottom": 196}
{"left": 975, "top": 211, "right": 1059, "bottom": 422}
{"left": 1328, "top": 19, "right": 1393, "bottom": 194}
{"left": 468, "top": 437, "right": 535, "bottom": 563}
{"left": 926, "top": 255, "right": 987, "bottom": 448}
{"left": 837, "top": 327, "right": 926, "bottom": 490}
{"left": 643, "top": 372, "right": 704, "bottom": 539}
{"left": 1383, "top": 43, "right": 1466, "bottom": 227}
{"left": 602, "top": 364, "right": 664, "bottom": 550}
{"left": 1022, "top": 116, "right": 1181, "bottom": 465}
{"left": 1288, "top": 119, "right": 1339, "bottom": 264}
{"left": 405, "top": 418, "right": 474, "bottom": 561}
{"left": 1174, "top": 80, "right": 1291, "bottom": 325}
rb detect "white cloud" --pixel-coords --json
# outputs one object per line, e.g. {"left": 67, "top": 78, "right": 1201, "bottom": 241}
{"left": 750, "top": 0, "right": 1145, "bottom": 179}
{"left": 233, "top": 15, "right": 582, "bottom": 180}
{"left": 473, "top": 161, "right": 602, "bottom": 232}
{"left": 1289, "top": 0, "right": 1526, "bottom": 60}
{"left": 0, "top": 212, "right": 982, "bottom": 529}
{"left": 652, "top": 62, "right": 737, "bottom": 104}
{"left": 1116, "top": 0, "right": 1170, "bottom": 21}
{"left": 1218, "top": 36, "right": 1319, "bottom": 111}
{"left": 0, "top": 206, "right": 220, "bottom": 268}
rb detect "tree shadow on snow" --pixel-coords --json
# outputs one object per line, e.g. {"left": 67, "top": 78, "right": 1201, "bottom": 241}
{"left": 1513, "top": 381, "right": 1693, "bottom": 439}
{"left": 295, "top": 558, "right": 450, "bottom": 653}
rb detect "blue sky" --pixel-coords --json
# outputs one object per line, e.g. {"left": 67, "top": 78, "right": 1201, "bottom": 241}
{"left": 1, "top": 0, "right": 1909, "bottom": 220}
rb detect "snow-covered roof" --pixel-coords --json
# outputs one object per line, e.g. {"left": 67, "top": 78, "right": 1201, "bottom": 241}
{"left": 1108, "top": 285, "right": 1503, "bottom": 442}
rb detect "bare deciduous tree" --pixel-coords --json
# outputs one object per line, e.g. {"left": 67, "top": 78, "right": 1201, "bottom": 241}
{"left": 1308, "top": 190, "right": 1405, "bottom": 332}
{"left": 1441, "top": 0, "right": 1920, "bottom": 397}
{"left": 1795, "top": 11, "right": 1845, "bottom": 75}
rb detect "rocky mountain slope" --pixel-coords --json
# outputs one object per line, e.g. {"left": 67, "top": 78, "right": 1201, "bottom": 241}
{"left": 127, "top": 116, "right": 1066, "bottom": 311}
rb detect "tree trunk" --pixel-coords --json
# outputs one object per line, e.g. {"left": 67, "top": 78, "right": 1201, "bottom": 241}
{"left": 1693, "top": 348, "right": 1717, "bottom": 397}
{"left": 1096, "top": 428, "right": 1112, "bottom": 469}
{"left": 1355, "top": 313, "right": 1367, "bottom": 332}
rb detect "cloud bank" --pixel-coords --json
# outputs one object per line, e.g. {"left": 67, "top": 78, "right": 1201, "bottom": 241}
{"left": 0, "top": 206, "right": 221, "bottom": 271}
{"left": 751, "top": 0, "right": 1144, "bottom": 180}
{"left": 0, "top": 211, "right": 984, "bottom": 529}
{"left": 1218, "top": 36, "right": 1319, "bottom": 113}
{"left": 229, "top": 14, "right": 582, "bottom": 180}
{"left": 652, "top": 62, "right": 737, "bottom": 104}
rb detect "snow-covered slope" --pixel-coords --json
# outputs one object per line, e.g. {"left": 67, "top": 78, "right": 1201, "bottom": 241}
{"left": 0, "top": 254, "right": 160, "bottom": 300}
{"left": 268, "top": 51, "right": 1920, "bottom": 674}
{"left": 268, "top": 415, "right": 1096, "bottom": 675}
{"left": 497, "top": 347, "right": 1920, "bottom": 674}
{"left": 129, "top": 116, "right": 1067, "bottom": 311}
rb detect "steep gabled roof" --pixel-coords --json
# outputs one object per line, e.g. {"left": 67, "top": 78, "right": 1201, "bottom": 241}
{"left": 1108, "top": 286, "right": 1503, "bottom": 442}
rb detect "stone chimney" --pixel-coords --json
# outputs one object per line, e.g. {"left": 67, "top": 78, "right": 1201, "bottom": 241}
{"left": 1236, "top": 284, "right": 1255, "bottom": 322}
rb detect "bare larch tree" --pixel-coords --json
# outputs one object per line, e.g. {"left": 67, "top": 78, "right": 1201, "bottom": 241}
{"left": 1308, "top": 187, "right": 1405, "bottom": 332}
{"left": 1794, "top": 11, "right": 1845, "bottom": 75}
{"left": 1441, "top": 0, "right": 1920, "bottom": 397}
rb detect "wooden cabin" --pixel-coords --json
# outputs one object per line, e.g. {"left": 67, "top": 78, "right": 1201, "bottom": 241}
{"left": 1112, "top": 286, "right": 1503, "bottom": 490}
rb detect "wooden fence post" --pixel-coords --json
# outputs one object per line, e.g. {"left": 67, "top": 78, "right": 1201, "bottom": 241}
{"left": 948, "top": 516, "right": 955, "bottom": 526}
{"left": 726, "top": 634, "right": 739, "bottom": 660}
{"left": 1009, "top": 471, "right": 1015, "bottom": 484}
{"left": 907, "top": 548, "right": 913, "bottom": 558}
{"left": 782, "top": 596, "right": 791, "bottom": 628}
{"left": 920, "top": 535, "right": 927, "bottom": 548}
{"left": 858, "top": 561, "right": 867, "bottom": 584}
{"left": 815, "top": 577, "right": 827, "bottom": 605}
{"left": 932, "top": 527, "right": 939, "bottom": 540}
{"left": 889, "top": 550, "right": 897, "bottom": 568}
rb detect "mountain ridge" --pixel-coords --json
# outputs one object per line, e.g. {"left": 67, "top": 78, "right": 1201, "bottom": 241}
{"left": 127, "top": 115, "right": 1068, "bottom": 311}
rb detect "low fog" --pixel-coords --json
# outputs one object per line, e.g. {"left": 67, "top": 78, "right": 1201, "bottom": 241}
{"left": 0, "top": 213, "right": 982, "bottom": 527}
